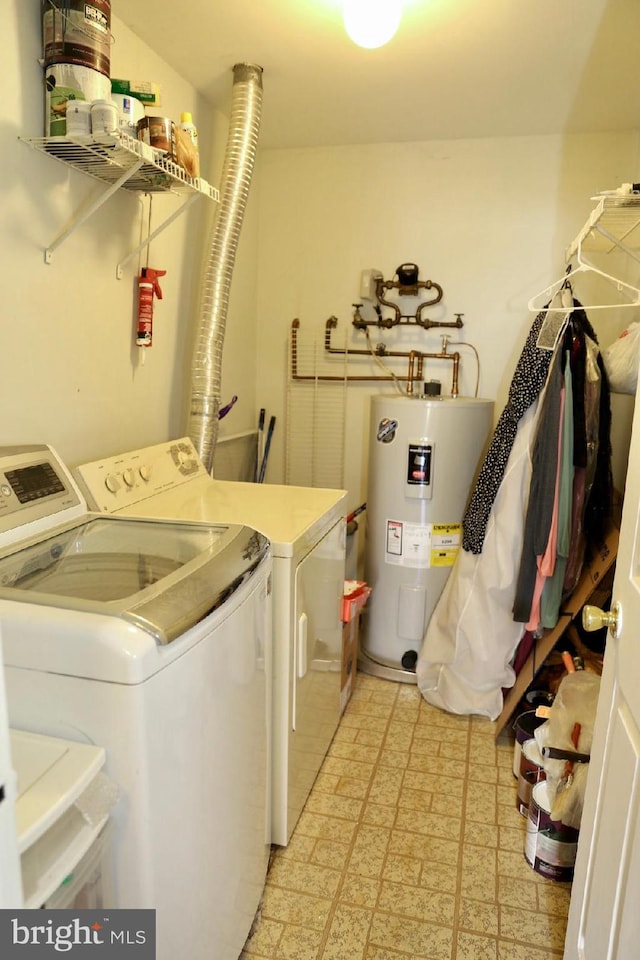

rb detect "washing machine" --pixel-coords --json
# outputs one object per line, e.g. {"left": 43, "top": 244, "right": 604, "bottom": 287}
{"left": 0, "top": 445, "right": 271, "bottom": 960}
{"left": 75, "top": 437, "right": 347, "bottom": 845}
{"left": 0, "top": 648, "right": 21, "bottom": 908}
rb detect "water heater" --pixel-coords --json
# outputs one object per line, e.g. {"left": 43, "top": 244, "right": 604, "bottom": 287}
{"left": 361, "top": 394, "right": 493, "bottom": 681}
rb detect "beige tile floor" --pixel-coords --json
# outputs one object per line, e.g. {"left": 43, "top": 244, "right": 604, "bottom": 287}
{"left": 242, "top": 672, "right": 571, "bottom": 960}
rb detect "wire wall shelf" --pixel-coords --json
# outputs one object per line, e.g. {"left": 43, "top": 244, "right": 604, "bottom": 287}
{"left": 529, "top": 191, "right": 640, "bottom": 312}
{"left": 20, "top": 132, "right": 218, "bottom": 272}
{"left": 20, "top": 132, "right": 218, "bottom": 199}
{"left": 567, "top": 193, "right": 640, "bottom": 260}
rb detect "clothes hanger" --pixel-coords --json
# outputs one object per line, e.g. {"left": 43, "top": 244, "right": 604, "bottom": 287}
{"left": 535, "top": 279, "right": 574, "bottom": 351}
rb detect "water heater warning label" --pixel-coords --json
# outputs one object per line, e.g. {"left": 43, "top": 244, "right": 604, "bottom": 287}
{"left": 431, "top": 523, "right": 462, "bottom": 566}
{"left": 385, "top": 520, "right": 461, "bottom": 568}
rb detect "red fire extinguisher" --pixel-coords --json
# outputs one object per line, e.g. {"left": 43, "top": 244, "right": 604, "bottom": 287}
{"left": 136, "top": 267, "right": 166, "bottom": 348}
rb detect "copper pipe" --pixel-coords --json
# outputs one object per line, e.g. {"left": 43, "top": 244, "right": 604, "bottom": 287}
{"left": 351, "top": 277, "right": 463, "bottom": 329}
{"left": 292, "top": 320, "right": 394, "bottom": 381}
{"left": 375, "top": 276, "right": 444, "bottom": 326}
{"left": 451, "top": 352, "right": 460, "bottom": 398}
{"left": 416, "top": 301, "right": 463, "bottom": 329}
{"left": 407, "top": 351, "right": 417, "bottom": 394}
{"left": 291, "top": 320, "right": 461, "bottom": 396}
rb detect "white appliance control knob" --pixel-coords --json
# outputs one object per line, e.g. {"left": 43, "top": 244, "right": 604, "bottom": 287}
{"left": 122, "top": 469, "right": 135, "bottom": 487}
{"left": 105, "top": 474, "right": 120, "bottom": 493}
{"left": 139, "top": 464, "right": 151, "bottom": 482}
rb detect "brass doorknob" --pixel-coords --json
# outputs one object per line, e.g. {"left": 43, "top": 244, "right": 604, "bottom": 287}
{"left": 582, "top": 601, "right": 621, "bottom": 639}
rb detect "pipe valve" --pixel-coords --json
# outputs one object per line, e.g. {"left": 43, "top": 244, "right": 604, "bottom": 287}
{"left": 352, "top": 303, "right": 366, "bottom": 328}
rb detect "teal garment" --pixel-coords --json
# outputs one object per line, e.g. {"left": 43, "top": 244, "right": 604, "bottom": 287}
{"left": 541, "top": 363, "right": 575, "bottom": 628}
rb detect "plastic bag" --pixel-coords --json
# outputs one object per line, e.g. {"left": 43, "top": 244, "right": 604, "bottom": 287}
{"left": 534, "top": 670, "right": 600, "bottom": 828}
{"left": 536, "top": 288, "right": 572, "bottom": 351}
{"left": 602, "top": 322, "right": 640, "bottom": 395}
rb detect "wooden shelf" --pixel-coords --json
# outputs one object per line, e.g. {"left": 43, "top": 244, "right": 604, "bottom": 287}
{"left": 494, "top": 521, "right": 619, "bottom": 739}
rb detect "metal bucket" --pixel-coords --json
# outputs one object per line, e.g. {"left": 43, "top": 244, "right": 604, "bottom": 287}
{"left": 512, "top": 709, "right": 546, "bottom": 778}
{"left": 524, "top": 780, "right": 579, "bottom": 882}
{"left": 516, "top": 738, "right": 546, "bottom": 817}
{"left": 44, "top": 62, "right": 111, "bottom": 137}
{"left": 42, "top": 1, "right": 112, "bottom": 136}
{"left": 42, "top": 0, "right": 112, "bottom": 76}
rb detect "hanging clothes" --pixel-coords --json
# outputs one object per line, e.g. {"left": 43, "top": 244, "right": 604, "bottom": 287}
{"left": 417, "top": 297, "right": 612, "bottom": 720}
{"left": 564, "top": 336, "right": 603, "bottom": 593}
{"left": 416, "top": 400, "right": 543, "bottom": 719}
{"left": 583, "top": 350, "right": 613, "bottom": 542}
{"left": 513, "top": 299, "right": 612, "bottom": 632}
{"left": 512, "top": 349, "right": 564, "bottom": 623}
{"left": 515, "top": 312, "right": 611, "bottom": 626}
{"left": 540, "top": 363, "right": 574, "bottom": 628}
{"left": 524, "top": 372, "right": 567, "bottom": 632}
{"left": 462, "top": 309, "right": 554, "bottom": 554}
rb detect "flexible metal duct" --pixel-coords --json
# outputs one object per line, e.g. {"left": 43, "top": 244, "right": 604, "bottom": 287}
{"left": 187, "top": 62, "right": 264, "bottom": 472}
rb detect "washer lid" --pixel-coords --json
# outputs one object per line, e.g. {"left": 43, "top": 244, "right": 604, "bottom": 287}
{"left": 0, "top": 515, "right": 268, "bottom": 645}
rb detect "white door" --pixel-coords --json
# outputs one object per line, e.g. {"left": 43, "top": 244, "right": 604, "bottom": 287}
{"left": 0, "top": 637, "right": 22, "bottom": 908}
{"left": 564, "top": 387, "right": 640, "bottom": 958}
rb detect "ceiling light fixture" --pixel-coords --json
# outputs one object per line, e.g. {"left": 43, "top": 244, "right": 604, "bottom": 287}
{"left": 343, "top": 0, "right": 403, "bottom": 50}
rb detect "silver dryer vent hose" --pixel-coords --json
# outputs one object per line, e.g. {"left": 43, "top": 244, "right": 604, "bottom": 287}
{"left": 187, "top": 62, "right": 264, "bottom": 473}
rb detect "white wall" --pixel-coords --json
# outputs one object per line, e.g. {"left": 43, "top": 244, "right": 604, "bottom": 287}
{"left": 1, "top": 3, "right": 637, "bottom": 509}
{"left": 254, "top": 131, "right": 640, "bottom": 518}
{"left": 0, "top": 3, "right": 258, "bottom": 468}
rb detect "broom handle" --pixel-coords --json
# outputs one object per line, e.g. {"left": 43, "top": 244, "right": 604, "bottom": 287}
{"left": 541, "top": 746, "right": 590, "bottom": 763}
{"left": 562, "top": 722, "right": 582, "bottom": 780}
{"left": 258, "top": 416, "right": 276, "bottom": 484}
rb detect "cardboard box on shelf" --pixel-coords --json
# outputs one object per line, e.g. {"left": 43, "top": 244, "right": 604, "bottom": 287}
{"left": 110, "top": 79, "right": 162, "bottom": 108}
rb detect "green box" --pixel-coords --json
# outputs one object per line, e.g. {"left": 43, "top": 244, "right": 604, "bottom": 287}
{"left": 110, "top": 79, "right": 161, "bottom": 107}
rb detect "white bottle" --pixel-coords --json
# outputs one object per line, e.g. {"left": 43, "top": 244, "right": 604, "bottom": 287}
{"left": 66, "top": 100, "right": 92, "bottom": 136}
{"left": 179, "top": 111, "right": 199, "bottom": 177}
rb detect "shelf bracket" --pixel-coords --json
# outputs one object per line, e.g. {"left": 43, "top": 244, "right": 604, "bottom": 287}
{"left": 45, "top": 159, "right": 145, "bottom": 264}
{"left": 116, "top": 193, "right": 200, "bottom": 278}
{"left": 593, "top": 223, "right": 640, "bottom": 267}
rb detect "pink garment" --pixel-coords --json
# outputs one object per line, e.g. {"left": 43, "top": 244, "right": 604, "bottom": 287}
{"left": 526, "top": 383, "right": 566, "bottom": 631}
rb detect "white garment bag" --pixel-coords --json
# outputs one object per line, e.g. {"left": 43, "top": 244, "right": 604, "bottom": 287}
{"left": 417, "top": 400, "right": 544, "bottom": 719}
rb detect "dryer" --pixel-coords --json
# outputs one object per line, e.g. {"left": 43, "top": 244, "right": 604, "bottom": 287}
{"left": 0, "top": 445, "right": 271, "bottom": 959}
{"left": 76, "top": 437, "right": 347, "bottom": 845}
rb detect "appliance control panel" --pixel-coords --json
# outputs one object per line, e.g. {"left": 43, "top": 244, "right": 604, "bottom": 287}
{"left": 75, "top": 438, "right": 208, "bottom": 513}
{"left": 0, "top": 445, "right": 85, "bottom": 547}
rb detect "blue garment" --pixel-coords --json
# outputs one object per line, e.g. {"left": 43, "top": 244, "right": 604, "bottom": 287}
{"left": 540, "top": 363, "right": 574, "bottom": 628}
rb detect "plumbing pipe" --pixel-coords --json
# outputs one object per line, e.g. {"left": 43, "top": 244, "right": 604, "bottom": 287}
{"left": 294, "top": 319, "right": 461, "bottom": 396}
